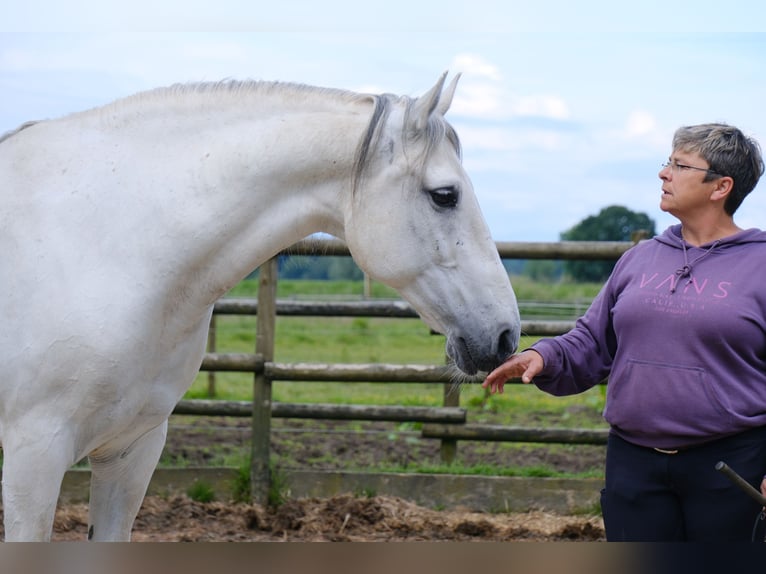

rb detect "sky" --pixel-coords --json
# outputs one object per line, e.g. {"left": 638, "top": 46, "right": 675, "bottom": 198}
{"left": 2, "top": 1, "right": 765, "bottom": 242}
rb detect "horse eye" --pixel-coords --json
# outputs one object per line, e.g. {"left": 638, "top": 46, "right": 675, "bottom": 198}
{"left": 427, "top": 187, "right": 459, "bottom": 209}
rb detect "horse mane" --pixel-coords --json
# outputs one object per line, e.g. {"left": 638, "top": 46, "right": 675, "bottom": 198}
{"left": 120, "top": 79, "right": 462, "bottom": 195}
{"left": 1, "top": 80, "right": 462, "bottom": 194}
{"left": 0, "top": 120, "right": 41, "bottom": 145}
{"left": 159, "top": 80, "right": 390, "bottom": 194}
{"left": 117, "top": 79, "right": 367, "bottom": 112}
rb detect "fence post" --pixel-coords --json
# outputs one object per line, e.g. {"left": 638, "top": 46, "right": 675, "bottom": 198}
{"left": 250, "top": 256, "right": 278, "bottom": 504}
{"left": 440, "top": 356, "right": 459, "bottom": 464}
{"left": 207, "top": 314, "right": 217, "bottom": 397}
{"left": 363, "top": 273, "right": 371, "bottom": 299}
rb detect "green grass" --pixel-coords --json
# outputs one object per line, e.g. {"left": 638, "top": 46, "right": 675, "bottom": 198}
{"left": 187, "top": 481, "right": 216, "bottom": 503}
{"left": 178, "top": 275, "right": 609, "bottom": 481}
{"left": 227, "top": 278, "right": 400, "bottom": 299}
{"left": 186, "top": 276, "right": 607, "bottom": 428}
{"left": 508, "top": 274, "right": 602, "bottom": 301}
{"left": 378, "top": 462, "right": 603, "bottom": 480}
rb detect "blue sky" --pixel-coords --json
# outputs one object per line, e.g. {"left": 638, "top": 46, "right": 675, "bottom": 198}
{"left": 2, "top": 1, "right": 765, "bottom": 241}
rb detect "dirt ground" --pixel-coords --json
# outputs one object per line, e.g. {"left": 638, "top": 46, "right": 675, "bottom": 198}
{"left": 8, "top": 413, "right": 609, "bottom": 541}
{"left": 47, "top": 493, "right": 605, "bottom": 542}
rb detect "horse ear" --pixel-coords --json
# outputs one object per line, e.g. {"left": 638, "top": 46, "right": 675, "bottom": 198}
{"left": 411, "top": 72, "right": 448, "bottom": 129}
{"left": 435, "top": 73, "right": 461, "bottom": 116}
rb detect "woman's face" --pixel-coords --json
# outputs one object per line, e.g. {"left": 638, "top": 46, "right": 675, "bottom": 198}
{"left": 659, "top": 150, "right": 721, "bottom": 219}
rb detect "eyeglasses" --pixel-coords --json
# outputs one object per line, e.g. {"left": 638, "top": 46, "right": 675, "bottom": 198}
{"left": 661, "top": 160, "right": 724, "bottom": 177}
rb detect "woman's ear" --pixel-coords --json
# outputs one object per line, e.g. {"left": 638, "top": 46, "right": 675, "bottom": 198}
{"left": 710, "top": 176, "right": 734, "bottom": 201}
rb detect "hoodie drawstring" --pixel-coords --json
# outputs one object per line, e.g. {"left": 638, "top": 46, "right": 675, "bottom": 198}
{"left": 671, "top": 240, "right": 720, "bottom": 294}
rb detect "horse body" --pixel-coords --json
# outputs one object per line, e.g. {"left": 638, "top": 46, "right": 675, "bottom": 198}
{"left": 0, "top": 75, "right": 520, "bottom": 540}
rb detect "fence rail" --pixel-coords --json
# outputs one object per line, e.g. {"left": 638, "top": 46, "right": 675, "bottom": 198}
{"left": 214, "top": 298, "right": 417, "bottom": 317}
{"left": 174, "top": 399, "right": 467, "bottom": 423}
{"left": 422, "top": 423, "right": 608, "bottom": 445}
{"left": 187, "top": 239, "right": 631, "bottom": 503}
{"left": 285, "top": 238, "right": 632, "bottom": 260}
{"left": 211, "top": 300, "right": 578, "bottom": 335}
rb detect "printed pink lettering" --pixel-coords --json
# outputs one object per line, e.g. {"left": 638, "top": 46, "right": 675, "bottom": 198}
{"left": 640, "top": 273, "right": 659, "bottom": 288}
{"left": 714, "top": 282, "right": 731, "bottom": 299}
{"left": 683, "top": 277, "right": 708, "bottom": 295}
{"left": 639, "top": 270, "right": 732, "bottom": 298}
{"left": 656, "top": 275, "right": 676, "bottom": 291}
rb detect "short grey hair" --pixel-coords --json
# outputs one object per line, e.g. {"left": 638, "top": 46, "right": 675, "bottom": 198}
{"left": 673, "top": 123, "right": 764, "bottom": 215}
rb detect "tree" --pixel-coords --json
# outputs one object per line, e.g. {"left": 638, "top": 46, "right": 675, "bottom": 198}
{"left": 561, "top": 205, "right": 655, "bottom": 282}
{"left": 276, "top": 255, "right": 364, "bottom": 280}
{"left": 524, "top": 259, "right": 563, "bottom": 282}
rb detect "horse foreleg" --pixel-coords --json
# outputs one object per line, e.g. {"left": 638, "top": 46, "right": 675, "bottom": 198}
{"left": 87, "top": 420, "right": 168, "bottom": 541}
{"left": 1, "top": 433, "right": 73, "bottom": 541}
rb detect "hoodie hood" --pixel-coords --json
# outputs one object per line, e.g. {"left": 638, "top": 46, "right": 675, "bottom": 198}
{"left": 653, "top": 225, "right": 766, "bottom": 293}
{"left": 654, "top": 224, "right": 766, "bottom": 250}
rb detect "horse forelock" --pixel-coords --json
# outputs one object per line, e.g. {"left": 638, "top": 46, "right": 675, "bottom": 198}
{"left": 351, "top": 94, "right": 462, "bottom": 196}
{"left": 432, "top": 116, "right": 462, "bottom": 160}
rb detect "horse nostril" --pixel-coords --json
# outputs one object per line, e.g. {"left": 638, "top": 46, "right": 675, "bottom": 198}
{"left": 497, "top": 328, "right": 517, "bottom": 361}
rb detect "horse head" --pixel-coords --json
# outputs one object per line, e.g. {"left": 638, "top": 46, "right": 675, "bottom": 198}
{"left": 343, "top": 73, "right": 520, "bottom": 375}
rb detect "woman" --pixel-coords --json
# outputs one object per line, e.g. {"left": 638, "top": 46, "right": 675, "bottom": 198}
{"left": 483, "top": 123, "right": 765, "bottom": 541}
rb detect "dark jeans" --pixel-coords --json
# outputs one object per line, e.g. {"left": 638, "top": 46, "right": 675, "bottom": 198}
{"left": 601, "top": 427, "right": 766, "bottom": 541}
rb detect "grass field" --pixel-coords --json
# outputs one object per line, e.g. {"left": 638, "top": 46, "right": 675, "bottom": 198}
{"left": 185, "top": 275, "right": 608, "bottom": 430}
{"left": 161, "top": 274, "right": 613, "bottom": 483}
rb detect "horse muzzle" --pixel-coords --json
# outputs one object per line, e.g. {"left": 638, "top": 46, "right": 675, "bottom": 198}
{"left": 446, "top": 325, "right": 519, "bottom": 375}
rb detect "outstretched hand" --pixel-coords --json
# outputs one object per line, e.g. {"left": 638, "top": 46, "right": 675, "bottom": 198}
{"left": 482, "top": 349, "right": 544, "bottom": 394}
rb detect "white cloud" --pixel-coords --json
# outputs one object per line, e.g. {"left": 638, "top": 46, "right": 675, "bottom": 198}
{"left": 450, "top": 54, "right": 502, "bottom": 81}
{"left": 599, "top": 109, "right": 671, "bottom": 156}
{"left": 449, "top": 54, "right": 571, "bottom": 124}
{"left": 451, "top": 82, "right": 504, "bottom": 118}
{"left": 624, "top": 110, "right": 657, "bottom": 137}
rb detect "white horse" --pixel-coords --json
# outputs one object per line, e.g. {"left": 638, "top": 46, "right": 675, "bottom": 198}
{"left": 0, "top": 73, "right": 520, "bottom": 541}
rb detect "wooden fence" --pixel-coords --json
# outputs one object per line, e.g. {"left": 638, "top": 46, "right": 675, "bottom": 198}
{"left": 174, "top": 239, "right": 632, "bottom": 503}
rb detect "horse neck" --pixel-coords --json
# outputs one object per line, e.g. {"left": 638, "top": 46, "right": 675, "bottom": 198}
{"left": 121, "top": 89, "right": 370, "bottom": 308}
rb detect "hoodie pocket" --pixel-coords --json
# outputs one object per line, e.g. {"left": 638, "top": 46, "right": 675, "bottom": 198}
{"left": 604, "top": 359, "right": 733, "bottom": 438}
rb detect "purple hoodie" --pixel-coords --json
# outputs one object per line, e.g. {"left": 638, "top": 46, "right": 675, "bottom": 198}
{"left": 531, "top": 224, "right": 766, "bottom": 449}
